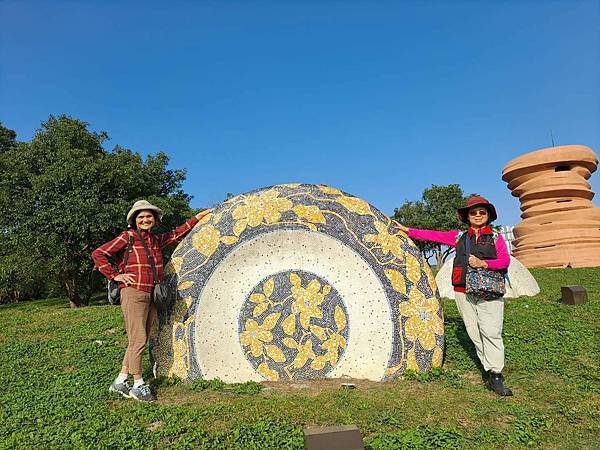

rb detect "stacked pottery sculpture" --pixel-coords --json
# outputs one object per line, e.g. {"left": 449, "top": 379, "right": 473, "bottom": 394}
{"left": 151, "top": 184, "right": 444, "bottom": 382}
{"left": 503, "top": 145, "right": 600, "bottom": 268}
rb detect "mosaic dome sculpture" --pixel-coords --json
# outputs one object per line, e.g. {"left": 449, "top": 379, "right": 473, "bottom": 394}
{"left": 502, "top": 145, "right": 600, "bottom": 268}
{"left": 151, "top": 184, "right": 443, "bottom": 382}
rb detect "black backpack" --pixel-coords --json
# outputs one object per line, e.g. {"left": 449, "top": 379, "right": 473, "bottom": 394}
{"left": 107, "top": 233, "right": 134, "bottom": 305}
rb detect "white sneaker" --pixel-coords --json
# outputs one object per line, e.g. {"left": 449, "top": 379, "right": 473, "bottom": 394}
{"left": 108, "top": 380, "right": 131, "bottom": 398}
{"left": 130, "top": 383, "right": 156, "bottom": 402}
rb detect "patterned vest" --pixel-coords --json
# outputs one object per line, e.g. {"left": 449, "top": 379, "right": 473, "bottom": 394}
{"left": 451, "top": 228, "right": 500, "bottom": 288}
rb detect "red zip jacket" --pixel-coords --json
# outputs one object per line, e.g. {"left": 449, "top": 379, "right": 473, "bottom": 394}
{"left": 92, "top": 216, "right": 199, "bottom": 293}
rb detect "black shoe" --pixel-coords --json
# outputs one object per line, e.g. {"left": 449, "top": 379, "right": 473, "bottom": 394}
{"left": 481, "top": 369, "right": 490, "bottom": 384}
{"left": 487, "top": 372, "right": 513, "bottom": 396}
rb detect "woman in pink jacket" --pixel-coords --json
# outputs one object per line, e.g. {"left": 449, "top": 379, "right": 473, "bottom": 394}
{"left": 395, "top": 195, "right": 513, "bottom": 396}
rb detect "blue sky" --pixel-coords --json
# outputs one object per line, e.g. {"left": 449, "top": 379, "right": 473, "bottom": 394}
{"left": 1, "top": 1, "right": 598, "bottom": 226}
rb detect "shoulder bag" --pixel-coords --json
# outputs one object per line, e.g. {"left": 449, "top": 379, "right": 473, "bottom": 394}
{"left": 107, "top": 232, "right": 134, "bottom": 305}
{"left": 464, "top": 232, "right": 506, "bottom": 300}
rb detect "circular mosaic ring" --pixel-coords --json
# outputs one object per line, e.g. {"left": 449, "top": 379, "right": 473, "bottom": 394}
{"left": 151, "top": 184, "right": 443, "bottom": 382}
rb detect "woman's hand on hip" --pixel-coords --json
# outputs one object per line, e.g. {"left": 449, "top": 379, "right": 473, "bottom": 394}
{"left": 114, "top": 273, "right": 136, "bottom": 285}
{"left": 468, "top": 255, "right": 488, "bottom": 269}
{"left": 195, "top": 208, "right": 214, "bottom": 220}
{"left": 392, "top": 220, "right": 409, "bottom": 233}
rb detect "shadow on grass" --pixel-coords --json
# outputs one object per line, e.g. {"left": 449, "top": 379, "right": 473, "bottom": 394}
{"left": 0, "top": 296, "right": 67, "bottom": 310}
{"left": 57, "top": 292, "right": 112, "bottom": 308}
{"left": 0, "top": 292, "right": 114, "bottom": 310}
{"left": 445, "top": 316, "right": 485, "bottom": 374}
{"left": 88, "top": 293, "right": 114, "bottom": 307}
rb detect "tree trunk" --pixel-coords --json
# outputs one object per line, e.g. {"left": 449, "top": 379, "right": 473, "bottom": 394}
{"left": 60, "top": 271, "right": 88, "bottom": 308}
{"left": 442, "top": 247, "right": 455, "bottom": 264}
{"left": 435, "top": 245, "right": 444, "bottom": 269}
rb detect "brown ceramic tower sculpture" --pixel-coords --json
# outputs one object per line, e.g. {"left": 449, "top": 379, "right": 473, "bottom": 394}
{"left": 502, "top": 145, "right": 600, "bottom": 268}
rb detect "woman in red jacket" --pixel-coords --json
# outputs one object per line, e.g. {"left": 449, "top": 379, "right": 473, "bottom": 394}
{"left": 395, "top": 195, "right": 513, "bottom": 396}
{"left": 92, "top": 200, "right": 211, "bottom": 402}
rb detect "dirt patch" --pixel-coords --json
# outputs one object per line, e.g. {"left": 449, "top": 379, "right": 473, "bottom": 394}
{"left": 28, "top": 332, "right": 52, "bottom": 342}
{"left": 261, "top": 378, "right": 385, "bottom": 396}
{"left": 156, "top": 376, "right": 456, "bottom": 405}
{"left": 146, "top": 421, "right": 164, "bottom": 432}
{"left": 156, "top": 378, "right": 403, "bottom": 405}
{"left": 157, "top": 387, "right": 227, "bottom": 405}
{"left": 456, "top": 417, "right": 475, "bottom": 428}
{"left": 463, "top": 371, "right": 485, "bottom": 386}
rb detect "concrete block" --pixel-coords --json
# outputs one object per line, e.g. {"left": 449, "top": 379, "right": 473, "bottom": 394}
{"left": 304, "top": 425, "right": 364, "bottom": 450}
{"left": 561, "top": 285, "right": 588, "bottom": 305}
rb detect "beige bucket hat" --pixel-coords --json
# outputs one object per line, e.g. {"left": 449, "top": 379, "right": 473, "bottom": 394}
{"left": 127, "top": 200, "right": 163, "bottom": 226}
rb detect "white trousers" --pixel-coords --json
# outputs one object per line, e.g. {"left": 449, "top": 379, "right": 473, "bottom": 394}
{"left": 454, "top": 291, "right": 505, "bottom": 373}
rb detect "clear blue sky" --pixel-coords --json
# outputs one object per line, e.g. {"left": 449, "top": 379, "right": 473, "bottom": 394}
{"left": 1, "top": 1, "right": 598, "bottom": 226}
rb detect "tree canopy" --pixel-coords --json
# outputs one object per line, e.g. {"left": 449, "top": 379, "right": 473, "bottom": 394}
{"left": 393, "top": 184, "right": 468, "bottom": 267}
{"left": 0, "top": 115, "right": 196, "bottom": 306}
{"left": 0, "top": 121, "right": 17, "bottom": 153}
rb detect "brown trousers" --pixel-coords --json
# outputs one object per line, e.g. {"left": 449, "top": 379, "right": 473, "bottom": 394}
{"left": 120, "top": 287, "right": 157, "bottom": 378}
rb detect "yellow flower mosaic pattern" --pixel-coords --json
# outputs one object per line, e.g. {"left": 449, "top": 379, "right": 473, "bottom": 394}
{"left": 232, "top": 189, "right": 293, "bottom": 236}
{"left": 239, "top": 313, "right": 280, "bottom": 358}
{"left": 290, "top": 274, "right": 331, "bottom": 329}
{"left": 238, "top": 271, "right": 349, "bottom": 381}
{"left": 364, "top": 221, "right": 406, "bottom": 260}
{"left": 400, "top": 290, "right": 444, "bottom": 352}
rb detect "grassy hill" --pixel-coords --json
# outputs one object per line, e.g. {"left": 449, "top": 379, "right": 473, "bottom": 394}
{"left": 0, "top": 268, "right": 598, "bottom": 449}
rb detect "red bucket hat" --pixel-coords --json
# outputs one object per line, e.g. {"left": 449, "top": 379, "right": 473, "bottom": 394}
{"left": 457, "top": 195, "right": 498, "bottom": 224}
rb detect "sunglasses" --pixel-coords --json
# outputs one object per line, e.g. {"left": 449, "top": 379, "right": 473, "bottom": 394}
{"left": 468, "top": 209, "right": 489, "bottom": 217}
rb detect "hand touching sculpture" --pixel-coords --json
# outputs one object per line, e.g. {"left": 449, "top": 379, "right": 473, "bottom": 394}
{"left": 392, "top": 220, "right": 409, "bottom": 233}
{"left": 195, "top": 208, "right": 214, "bottom": 221}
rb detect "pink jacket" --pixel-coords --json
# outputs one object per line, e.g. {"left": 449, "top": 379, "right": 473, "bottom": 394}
{"left": 407, "top": 227, "right": 510, "bottom": 270}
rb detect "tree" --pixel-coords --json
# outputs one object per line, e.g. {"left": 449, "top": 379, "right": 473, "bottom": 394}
{"left": 393, "top": 184, "right": 468, "bottom": 267}
{"left": 0, "top": 247, "right": 60, "bottom": 303}
{"left": 0, "top": 115, "right": 195, "bottom": 307}
{"left": 0, "top": 121, "right": 17, "bottom": 153}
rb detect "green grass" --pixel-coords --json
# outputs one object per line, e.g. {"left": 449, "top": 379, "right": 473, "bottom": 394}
{"left": 1, "top": 268, "right": 599, "bottom": 449}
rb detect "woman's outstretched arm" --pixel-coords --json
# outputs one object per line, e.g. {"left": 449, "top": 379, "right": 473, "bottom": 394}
{"left": 393, "top": 221, "right": 459, "bottom": 247}
{"left": 157, "top": 209, "right": 213, "bottom": 248}
{"left": 407, "top": 228, "right": 460, "bottom": 248}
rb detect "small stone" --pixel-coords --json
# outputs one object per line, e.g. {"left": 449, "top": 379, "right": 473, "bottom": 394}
{"left": 146, "top": 421, "right": 164, "bottom": 431}
{"left": 561, "top": 285, "right": 588, "bottom": 305}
